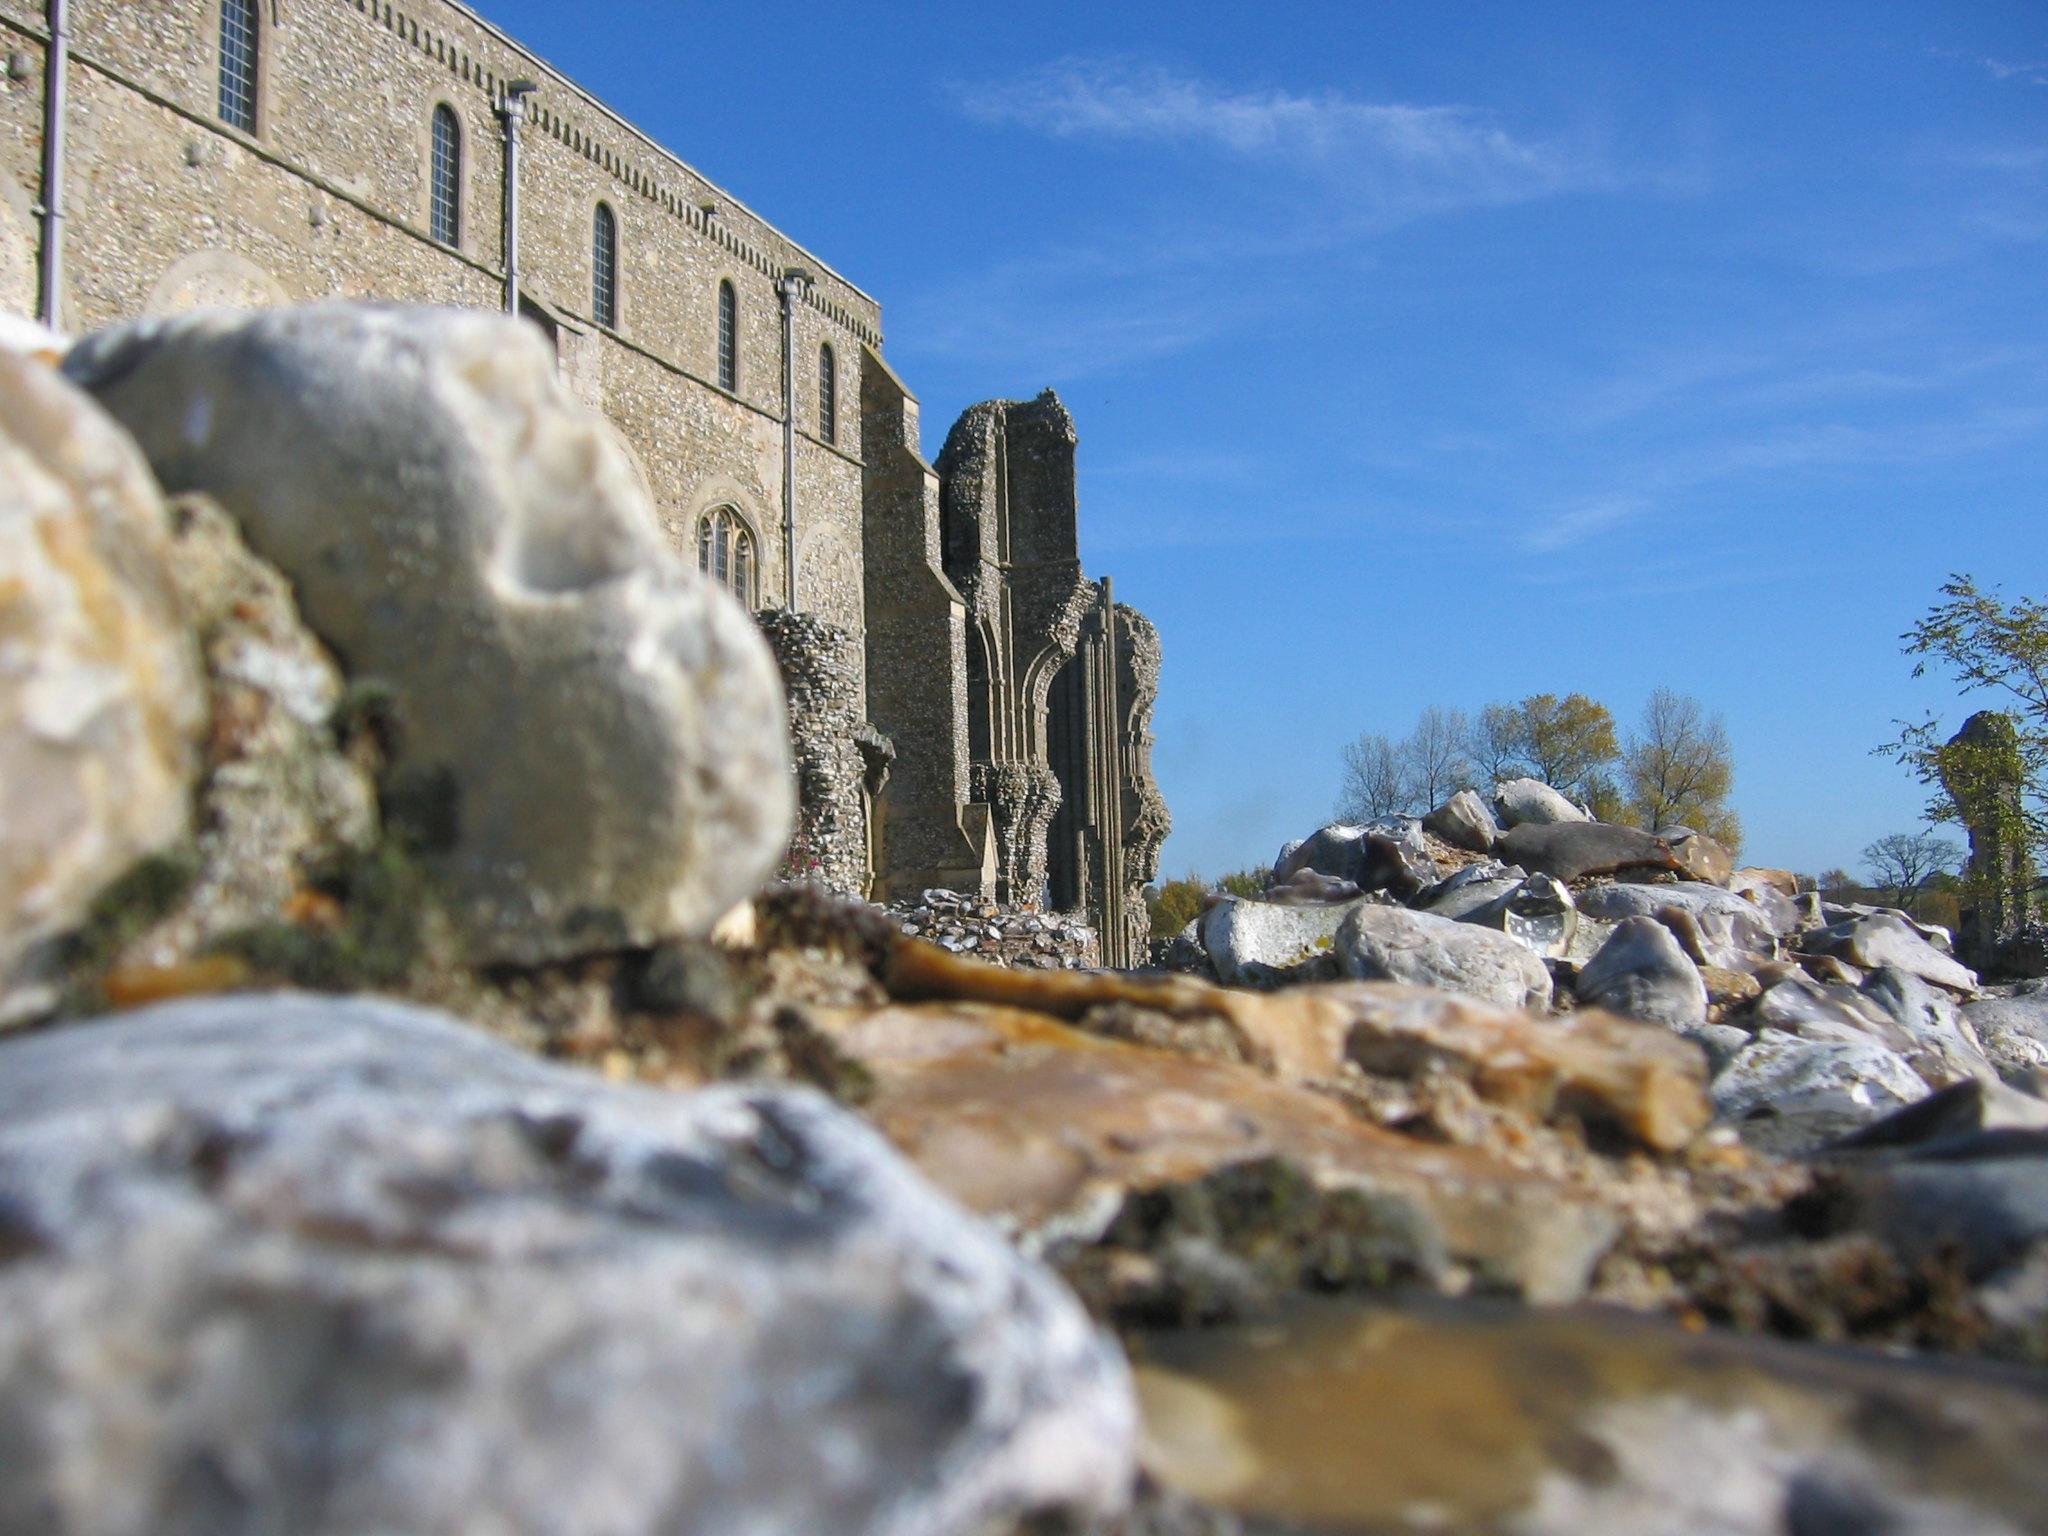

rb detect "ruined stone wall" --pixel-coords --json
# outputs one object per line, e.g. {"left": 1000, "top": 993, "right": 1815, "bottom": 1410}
{"left": 757, "top": 609, "right": 883, "bottom": 900}
{"left": 937, "top": 391, "right": 1167, "bottom": 958}
{"left": 937, "top": 391, "right": 1094, "bottom": 906}
{"left": 1113, "top": 602, "right": 1171, "bottom": 963}
{"left": 0, "top": 0, "right": 872, "bottom": 637}
{"left": 859, "top": 346, "right": 994, "bottom": 899}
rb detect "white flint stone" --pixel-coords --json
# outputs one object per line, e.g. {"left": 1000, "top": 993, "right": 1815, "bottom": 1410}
{"left": 1712, "top": 1029, "right": 1931, "bottom": 1155}
{"left": 1337, "top": 903, "right": 1554, "bottom": 1011}
{"left": 1493, "top": 777, "right": 1589, "bottom": 828}
{"left": 0, "top": 352, "right": 205, "bottom": 998}
{"left": 0, "top": 993, "right": 1136, "bottom": 1535}
{"left": 65, "top": 305, "right": 793, "bottom": 964}
{"left": 1574, "top": 916, "right": 1708, "bottom": 1031}
{"left": 1201, "top": 895, "right": 1360, "bottom": 987}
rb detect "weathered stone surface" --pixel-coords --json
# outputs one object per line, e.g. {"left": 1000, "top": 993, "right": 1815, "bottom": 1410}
{"left": 0, "top": 353, "right": 205, "bottom": 1007}
{"left": 1464, "top": 873, "right": 1578, "bottom": 959}
{"left": 1574, "top": 917, "right": 1708, "bottom": 1032}
{"left": 1336, "top": 905, "right": 1553, "bottom": 1012}
{"left": 1730, "top": 866, "right": 1800, "bottom": 900}
{"left": 1798, "top": 912, "right": 1978, "bottom": 996}
{"left": 1260, "top": 868, "right": 1363, "bottom": 905}
{"left": 1274, "top": 820, "right": 1435, "bottom": 897}
{"left": 1859, "top": 966, "right": 1996, "bottom": 1084}
{"left": 100, "top": 495, "right": 381, "bottom": 973}
{"left": 1498, "top": 822, "right": 1682, "bottom": 883}
{"left": 1133, "top": 1298, "right": 2048, "bottom": 1536}
{"left": 1828, "top": 1077, "right": 2048, "bottom": 1152}
{"left": 1712, "top": 1030, "right": 1930, "bottom": 1155}
{"left": 1271, "top": 822, "right": 1370, "bottom": 886}
{"left": 807, "top": 999, "right": 1619, "bottom": 1302}
{"left": 1423, "top": 790, "right": 1500, "bottom": 853}
{"left": 1198, "top": 896, "right": 1356, "bottom": 988}
{"left": 1418, "top": 862, "right": 1526, "bottom": 921}
{"left": 0, "top": 993, "right": 1133, "bottom": 1536}
{"left": 1577, "top": 881, "right": 1782, "bottom": 960}
{"left": 1964, "top": 990, "right": 2048, "bottom": 1082}
{"left": 1663, "top": 828, "right": 1734, "bottom": 885}
{"left": 1492, "top": 778, "right": 1587, "bottom": 828}
{"left": 1321, "top": 983, "right": 1710, "bottom": 1152}
{"left": 66, "top": 305, "right": 793, "bottom": 965}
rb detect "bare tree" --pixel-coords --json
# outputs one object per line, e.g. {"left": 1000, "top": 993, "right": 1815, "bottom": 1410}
{"left": 1337, "top": 733, "right": 1411, "bottom": 820}
{"left": 1623, "top": 687, "right": 1740, "bottom": 847}
{"left": 1467, "top": 702, "right": 1526, "bottom": 787}
{"left": 1861, "top": 830, "right": 1962, "bottom": 906}
{"left": 1403, "top": 706, "right": 1473, "bottom": 812}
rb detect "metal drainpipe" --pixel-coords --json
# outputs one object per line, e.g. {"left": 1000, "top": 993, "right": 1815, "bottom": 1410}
{"left": 36, "top": 0, "right": 68, "bottom": 329}
{"left": 498, "top": 80, "right": 536, "bottom": 315}
{"left": 777, "top": 268, "right": 811, "bottom": 610}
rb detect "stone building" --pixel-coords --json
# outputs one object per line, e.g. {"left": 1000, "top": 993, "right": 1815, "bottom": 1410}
{"left": 0, "top": 0, "right": 1167, "bottom": 961}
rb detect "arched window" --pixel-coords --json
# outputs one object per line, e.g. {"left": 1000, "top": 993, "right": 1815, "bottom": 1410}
{"left": 817, "top": 343, "right": 837, "bottom": 445}
{"left": 592, "top": 203, "right": 619, "bottom": 329}
{"left": 429, "top": 105, "right": 462, "bottom": 247}
{"left": 697, "top": 506, "right": 756, "bottom": 606}
{"left": 716, "top": 279, "right": 738, "bottom": 392}
{"left": 218, "top": 0, "right": 260, "bottom": 132}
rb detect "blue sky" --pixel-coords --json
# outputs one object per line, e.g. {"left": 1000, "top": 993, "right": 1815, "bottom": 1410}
{"left": 476, "top": 0, "right": 2048, "bottom": 880}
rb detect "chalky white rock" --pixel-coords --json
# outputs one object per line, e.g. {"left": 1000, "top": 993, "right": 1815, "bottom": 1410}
{"left": 67, "top": 304, "right": 794, "bottom": 963}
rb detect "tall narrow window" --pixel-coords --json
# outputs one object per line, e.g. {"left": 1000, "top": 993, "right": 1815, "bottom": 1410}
{"left": 218, "top": 0, "right": 260, "bottom": 132}
{"left": 716, "top": 279, "right": 737, "bottom": 391}
{"left": 592, "top": 203, "right": 619, "bottom": 329}
{"left": 697, "top": 507, "right": 756, "bottom": 606}
{"left": 429, "top": 106, "right": 462, "bottom": 247}
{"left": 817, "top": 343, "right": 837, "bottom": 445}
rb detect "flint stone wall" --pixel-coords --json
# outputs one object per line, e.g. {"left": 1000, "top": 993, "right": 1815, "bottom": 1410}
{"left": 758, "top": 608, "right": 887, "bottom": 899}
{"left": 0, "top": 0, "right": 870, "bottom": 636}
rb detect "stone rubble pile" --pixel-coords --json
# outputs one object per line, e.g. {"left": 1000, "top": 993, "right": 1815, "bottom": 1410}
{"left": 1201, "top": 781, "right": 2035, "bottom": 1159}
{"left": 886, "top": 888, "right": 1102, "bottom": 968}
{"left": 3, "top": 306, "right": 2047, "bottom": 1536}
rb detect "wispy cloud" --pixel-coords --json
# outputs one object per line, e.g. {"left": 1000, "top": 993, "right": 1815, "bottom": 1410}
{"left": 948, "top": 57, "right": 1612, "bottom": 213}
{"left": 1931, "top": 47, "right": 2048, "bottom": 87}
{"left": 1517, "top": 495, "right": 1648, "bottom": 553}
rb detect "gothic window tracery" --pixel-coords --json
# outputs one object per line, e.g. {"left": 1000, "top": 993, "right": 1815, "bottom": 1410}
{"left": 717, "top": 280, "right": 738, "bottom": 391}
{"left": 429, "top": 106, "right": 462, "bottom": 247}
{"left": 697, "top": 506, "right": 756, "bottom": 607}
{"left": 818, "top": 343, "right": 837, "bottom": 445}
{"left": 218, "top": 0, "right": 259, "bottom": 132}
{"left": 592, "top": 203, "right": 619, "bottom": 329}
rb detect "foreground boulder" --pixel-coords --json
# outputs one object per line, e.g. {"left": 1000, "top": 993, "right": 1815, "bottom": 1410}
{"left": 65, "top": 305, "right": 793, "bottom": 965}
{"left": 1337, "top": 904, "right": 1553, "bottom": 1011}
{"left": 0, "top": 994, "right": 1133, "bottom": 1536}
{"left": 0, "top": 353, "right": 205, "bottom": 1011}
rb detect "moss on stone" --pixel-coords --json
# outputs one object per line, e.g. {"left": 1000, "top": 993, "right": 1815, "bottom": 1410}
{"left": 208, "top": 839, "right": 432, "bottom": 990}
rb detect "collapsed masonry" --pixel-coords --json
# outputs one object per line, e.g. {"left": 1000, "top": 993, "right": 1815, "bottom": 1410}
{"left": 851, "top": 379, "right": 1167, "bottom": 966}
